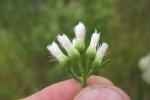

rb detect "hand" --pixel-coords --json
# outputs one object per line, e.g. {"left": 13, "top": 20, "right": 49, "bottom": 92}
{"left": 21, "top": 76, "right": 131, "bottom": 100}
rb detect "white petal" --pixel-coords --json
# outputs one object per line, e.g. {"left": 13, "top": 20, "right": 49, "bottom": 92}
{"left": 72, "top": 38, "right": 76, "bottom": 46}
{"left": 57, "top": 34, "right": 73, "bottom": 52}
{"left": 97, "top": 42, "right": 108, "bottom": 59}
{"left": 74, "top": 22, "right": 86, "bottom": 41}
{"left": 90, "top": 29, "right": 100, "bottom": 48}
{"left": 47, "top": 42, "right": 64, "bottom": 59}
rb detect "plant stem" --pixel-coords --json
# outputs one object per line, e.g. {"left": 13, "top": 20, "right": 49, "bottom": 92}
{"left": 81, "top": 60, "right": 91, "bottom": 87}
{"left": 78, "top": 61, "right": 86, "bottom": 87}
{"left": 67, "top": 68, "right": 81, "bottom": 83}
{"left": 71, "top": 68, "right": 81, "bottom": 82}
{"left": 82, "top": 74, "right": 87, "bottom": 87}
{"left": 78, "top": 62, "right": 84, "bottom": 76}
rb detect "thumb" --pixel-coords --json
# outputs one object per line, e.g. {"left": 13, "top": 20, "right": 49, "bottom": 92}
{"left": 74, "top": 84, "right": 131, "bottom": 100}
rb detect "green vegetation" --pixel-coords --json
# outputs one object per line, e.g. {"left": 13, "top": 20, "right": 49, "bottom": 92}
{"left": 0, "top": 0, "right": 150, "bottom": 99}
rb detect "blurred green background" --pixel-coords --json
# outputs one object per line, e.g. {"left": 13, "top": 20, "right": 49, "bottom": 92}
{"left": 0, "top": 0, "right": 150, "bottom": 99}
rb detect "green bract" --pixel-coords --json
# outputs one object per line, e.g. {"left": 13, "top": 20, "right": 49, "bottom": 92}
{"left": 91, "top": 56, "right": 102, "bottom": 68}
{"left": 58, "top": 55, "right": 70, "bottom": 67}
{"left": 75, "top": 40, "right": 85, "bottom": 53}
{"left": 68, "top": 47, "right": 81, "bottom": 61}
{"left": 86, "top": 46, "right": 96, "bottom": 61}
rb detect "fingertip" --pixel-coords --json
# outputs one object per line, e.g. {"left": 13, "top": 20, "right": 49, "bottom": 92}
{"left": 74, "top": 75, "right": 131, "bottom": 100}
{"left": 74, "top": 84, "right": 131, "bottom": 100}
{"left": 22, "top": 79, "right": 82, "bottom": 100}
{"left": 87, "top": 75, "right": 114, "bottom": 85}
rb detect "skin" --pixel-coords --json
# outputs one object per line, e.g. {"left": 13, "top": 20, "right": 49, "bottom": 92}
{"left": 21, "top": 76, "right": 131, "bottom": 100}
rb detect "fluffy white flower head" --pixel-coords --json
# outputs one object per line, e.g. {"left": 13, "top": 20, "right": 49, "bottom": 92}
{"left": 90, "top": 30, "right": 100, "bottom": 48}
{"left": 47, "top": 42, "right": 64, "bottom": 59}
{"left": 96, "top": 42, "right": 108, "bottom": 59}
{"left": 139, "top": 53, "right": 150, "bottom": 71}
{"left": 47, "top": 22, "right": 110, "bottom": 87}
{"left": 74, "top": 22, "right": 86, "bottom": 41}
{"left": 57, "top": 34, "right": 80, "bottom": 60}
{"left": 139, "top": 53, "right": 150, "bottom": 85}
{"left": 57, "top": 34, "right": 73, "bottom": 52}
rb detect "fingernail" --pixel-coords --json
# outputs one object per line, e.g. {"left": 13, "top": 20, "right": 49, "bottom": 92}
{"left": 74, "top": 85, "right": 124, "bottom": 100}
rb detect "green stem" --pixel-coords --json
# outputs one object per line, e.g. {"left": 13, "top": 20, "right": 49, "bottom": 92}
{"left": 67, "top": 68, "right": 81, "bottom": 83}
{"left": 82, "top": 63, "right": 90, "bottom": 87}
{"left": 87, "top": 65, "right": 95, "bottom": 78}
{"left": 78, "top": 62, "right": 84, "bottom": 76}
{"left": 78, "top": 60, "right": 89, "bottom": 87}
{"left": 87, "top": 59, "right": 111, "bottom": 77}
{"left": 82, "top": 74, "right": 87, "bottom": 87}
{"left": 71, "top": 68, "right": 81, "bottom": 82}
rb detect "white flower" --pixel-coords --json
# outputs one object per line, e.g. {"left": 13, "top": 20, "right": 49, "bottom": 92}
{"left": 138, "top": 53, "right": 150, "bottom": 85}
{"left": 47, "top": 42, "right": 65, "bottom": 59}
{"left": 47, "top": 42, "right": 69, "bottom": 66}
{"left": 142, "top": 69, "right": 150, "bottom": 84}
{"left": 139, "top": 53, "right": 150, "bottom": 71}
{"left": 72, "top": 38, "right": 76, "bottom": 46}
{"left": 74, "top": 22, "right": 86, "bottom": 41}
{"left": 90, "top": 30, "right": 100, "bottom": 48}
{"left": 57, "top": 34, "right": 73, "bottom": 52}
{"left": 73, "top": 22, "right": 86, "bottom": 53}
{"left": 57, "top": 34, "right": 80, "bottom": 60}
{"left": 91, "top": 42, "right": 108, "bottom": 67}
{"left": 86, "top": 30, "right": 100, "bottom": 60}
{"left": 96, "top": 42, "right": 108, "bottom": 59}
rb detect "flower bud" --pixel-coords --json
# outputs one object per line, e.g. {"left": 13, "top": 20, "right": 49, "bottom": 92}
{"left": 74, "top": 22, "right": 86, "bottom": 53}
{"left": 86, "top": 30, "right": 100, "bottom": 60}
{"left": 74, "top": 22, "right": 86, "bottom": 41}
{"left": 47, "top": 42, "right": 69, "bottom": 66}
{"left": 57, "top": 34, "right": 81, "bottom": 61}
{"left": 96, "top": 42, "right": 108, "bottom": 60}
{"left": 92, "top": 42, "right": 108, "bottom": 67}
{"left": 57, "top": 34, "right": 73, "bottom": 52}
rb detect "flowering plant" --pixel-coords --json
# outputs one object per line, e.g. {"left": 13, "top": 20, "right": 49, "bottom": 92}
{"left": 47, "top": 22, "right": 110, "bottom": 87}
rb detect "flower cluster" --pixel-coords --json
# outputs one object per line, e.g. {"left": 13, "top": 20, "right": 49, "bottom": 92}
{"left": 47, "top": 22, "right": 109, "bottom": 87}
{"left": 139, "top": 53, "right": 150, "bottom": 84}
